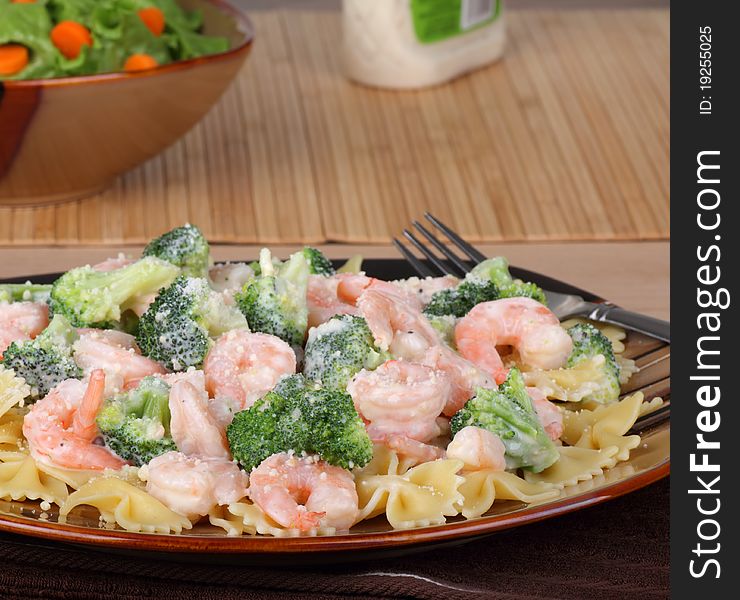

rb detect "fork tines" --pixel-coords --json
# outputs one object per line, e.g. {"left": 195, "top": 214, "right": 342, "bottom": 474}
{"left": 393, "top": 213, "right": 486, "bottom": 278}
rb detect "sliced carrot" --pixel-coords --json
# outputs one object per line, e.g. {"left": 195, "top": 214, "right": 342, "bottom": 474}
{"left": 137, "top": 7, "right": 166, "bottom": 37}
{"left": 12, "top": 0, "right": 38, "bottom": 3}
{"left": 124, "top": 53, "right": 158, "bottom": 72}
{"left": 0, "top": 44, "right": 30, "bottom": 76}
{"left": 50, "top": 21, "right": 93, "bottom": 60}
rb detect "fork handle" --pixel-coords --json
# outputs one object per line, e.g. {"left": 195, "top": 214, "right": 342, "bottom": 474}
{"left": 582, "top": 303, "right": 670, "bottom": 342}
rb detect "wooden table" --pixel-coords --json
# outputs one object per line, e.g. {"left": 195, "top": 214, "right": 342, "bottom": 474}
{"left": 0, "top": 4, "right": 669, "bottom": 246}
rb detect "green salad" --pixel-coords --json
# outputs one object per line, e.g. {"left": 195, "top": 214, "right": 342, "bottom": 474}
{"left": 0, "top": 0, "right": 229, "bottom": 80}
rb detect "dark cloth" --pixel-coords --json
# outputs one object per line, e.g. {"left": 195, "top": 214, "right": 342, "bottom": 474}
{"left": 0, "top": 478, "right": 668, "bottom": 600}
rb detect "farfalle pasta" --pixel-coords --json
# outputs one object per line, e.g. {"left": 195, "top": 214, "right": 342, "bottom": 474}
{"left": 0, "top": 409, "right": 24, "bottom": 450}
{"left": 355, "top": 455, "right": 464, "bottom": 529}
{"left": 0, "top": 365, "right": 29, "bottom": 419}
{"left": 59, "top": 477, "right": 192, "bottom": 534}
{"left": 457, "top": 470, "right": 559, "bottom": 519}
{"left": 0, "top": 236, "right": 666, "bottom": 537}
{"left": 0, "top": 450, "right": 69, "bottom": 504}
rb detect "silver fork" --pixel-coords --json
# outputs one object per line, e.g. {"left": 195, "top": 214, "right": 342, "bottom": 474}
{"left": 394, "top": 213, "right": 670, "bottom": 342}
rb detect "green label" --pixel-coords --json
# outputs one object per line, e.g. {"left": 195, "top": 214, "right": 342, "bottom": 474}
{"left": 411, "top": 0, "right": 502, "bottom": 44}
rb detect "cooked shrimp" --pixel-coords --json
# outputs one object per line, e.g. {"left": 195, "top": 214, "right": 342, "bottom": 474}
{"left": 392, "top": 275, "right": 459, "bottom": 304}
{"left": 74, "top": 329, "right": 165, "bottom": 394}
{"left": 347, "top": 360, "right": 449, "bottom": 443}
{"left": 455, "top": 298, "right": 573, "bottom": 383}
{"left": 385, "top": 436, "right": 446, "bottom": 463}
{"left": 306, "top": 274, "right": 368, "bottom": 328}
{"left": 356, "top": 281, "right": 438, "bottom": 359}
{"left": 527, "top": 386, "right": 564, "bottom": 441}
{"left": 169, "top": 380, "right": 230, "bottom": 460}
{"left": 142, "top": 451, "right": 248, "bottom": 519}
{"left": 446, "top": 426, "right": 506, "bottom": 471}
{"left": 420, "top": 345, "right": 495, "bottom": 416}
{"left": 23, "top": 370, "right": 126, "bottom": 471}
{"left": 356, "top": 281, "right": 491, "bottom": 414}
{"left": 204, "top": 330, "right": 296, "bottom": 412}
{"left": 248, "top": 453, "right": 359, "bottom": 532}
{"left": 335, "top": 273, "right": 374, "bottom": 304}
{"left": 0, "top": 301, "right": 49, "bottom": 354}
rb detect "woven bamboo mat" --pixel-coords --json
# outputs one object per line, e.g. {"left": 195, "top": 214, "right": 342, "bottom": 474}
{"left": 0, "top": 8, "right": 669, "bottom": 246}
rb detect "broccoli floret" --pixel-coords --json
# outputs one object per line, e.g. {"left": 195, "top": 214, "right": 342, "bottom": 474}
{"left": 137, "top": 276, "right": 248, "bottom": 371}
{"left": 247, "top": 255, "right": 281, "bottom": 276}
{"left": 227, "top": 385, "right": 372, "bottom": 471}
{"left": 273, "top": 373, "right": 320, "bottom": 399}
{"left": 0, "top": 314, "right": 81, "bottom": 400}
{"left": 336, "top": 255, "right": 363, "bottom": 274}
{"left": 48, "top": 257, "right": 179, "bottom": 328}
{"left": 498, "top": 281, "right": 547, "bottom": 304}
{"left": 96, "top": 376, "right": 177, "bottom": 466}
{"left": 469, "top": 256, "right": 514, "bottom": 288}
{"left": 451, "top": 369, "right": 559, "bottom": 473}
{"left": 235, "top": 249, "right": 309, "bottom": 347}
{"left": 0, "top": 282, "right": 52, "bottom": 304}
{"left": 301, "top": 247, "right": 335, "bottom": 276}
{"left": 142, "top": 224, "right": 210, "bottom": 278}
{"left": 424, "top": 257, "right": 547, "bottom": 318}
{"left": 303, "top": 315, "right": 388, "bottom": 390}
{"left": 427, "top": 314, "right": 457, "bottom": 347}
{"left": 424, "top": 278, "right": 499, "bottom": 318}
{"left": 566, "top": 323, "right": 621, "bottom": 403}
{"left": 471, "top": 257, "right": 547, "bottom": 304}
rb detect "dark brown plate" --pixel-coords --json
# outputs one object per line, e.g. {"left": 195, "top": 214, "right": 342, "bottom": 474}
{"left": 0, "top": 259, "right": 669, "bottom": 563}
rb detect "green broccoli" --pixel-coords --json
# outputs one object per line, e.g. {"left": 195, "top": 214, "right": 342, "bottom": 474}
{"left": 301, "top": 247, "right": 335, "bottom": 276}
{"left": 303, "top": 315, "right": 388, "bottom": 390}
{"left": 469, "top": 256, "right": 514, "bottom": 288}
{"left": 427, "top": 314, "right": 457, "bottom": 347}
{"left": 227, "top": 383, "right": 372, "bottom": 471}
{"left": 235, "top": 249, "right": 309, "bottom": 347}
{"left": 566, "top": 323, "right": 621, "bottom": 403}
{"left": 0, "top": 314, "right": 81, "bottom": 400}
{"left": 336, "top": 255, "right": 363, "bottom": 274}
{"left": 0, "top": 282, "right": 52, "bottom": 304}
{"left": 48, "top": 257, "right": 179, "bottom": 328}
{"left": 273, "top": 373, "right": 320, "bottom": 399}
{"left": 137, "top": 276, "right": 248, "bottom": 371}
{"left": 470, "top": 257, "right": 547, "bottom": 304}
{"left": 142, "top": 224, "right": 210, "bottom": 278}
{"left": 424, "top": 278, "right": 499, "bottom": 318}
{"left": 451, "top": 369, "right": 559, "bottom": 473}
{"left": 96, "top": 376, "right": 177, "bottom": 466}
{"left": 424, "top": 256, "right": 546, "bottom": 318}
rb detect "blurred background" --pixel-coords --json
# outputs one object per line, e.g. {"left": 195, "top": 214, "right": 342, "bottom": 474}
{"left": 0, "top": 0, "right": 669, "bottom": 318}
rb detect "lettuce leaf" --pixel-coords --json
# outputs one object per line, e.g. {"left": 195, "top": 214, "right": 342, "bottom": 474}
{"left": 1, "top": 0, "right": 229, "bottom": 81}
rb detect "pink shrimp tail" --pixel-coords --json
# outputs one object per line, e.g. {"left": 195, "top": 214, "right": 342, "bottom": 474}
{"left": 336, "top": 274, "right": 374, "bottom": 304}
{"left": 385, "top": 435, "right": 445, "bottom": 463}
{"left": 73, "top": 369, "right": 106, "bottom": 440}
{"left": 292, "top": 509, "right": 326, "bottom": 532}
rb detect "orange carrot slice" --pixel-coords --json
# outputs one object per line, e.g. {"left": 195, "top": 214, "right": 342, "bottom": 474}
{"left": 0, "top": 44, "right": 30, "bottom": 76}
{"left": 51, "top": 21, "right": 93, "bottom": 60}
{"left": 124, "top": 53, "right": 158, "bottom": 72}
{"left": 138, "top": 7, "right": 166, "bottom": 37}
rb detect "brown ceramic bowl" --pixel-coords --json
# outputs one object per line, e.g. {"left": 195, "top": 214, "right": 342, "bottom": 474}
{"left": 0, "top": 0, "right": 254, "bottom": 207}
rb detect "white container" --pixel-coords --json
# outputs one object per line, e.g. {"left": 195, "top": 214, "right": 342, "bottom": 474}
{"left": 342, "top": 0, "right": 506, "bottom": 90}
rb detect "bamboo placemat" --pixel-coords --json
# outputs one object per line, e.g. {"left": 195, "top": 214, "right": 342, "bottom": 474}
{"left": 0, "top": 8, "right": 669, "bottom": 246}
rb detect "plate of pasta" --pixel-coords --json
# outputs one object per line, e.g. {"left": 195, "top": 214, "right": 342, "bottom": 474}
{"left": 0, "top": 225, "right": 669, "bottom": 560}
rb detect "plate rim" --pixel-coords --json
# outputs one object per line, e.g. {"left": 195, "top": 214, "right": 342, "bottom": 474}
{"left": 0, "top": 259, "right": 670, "bottom": 554}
